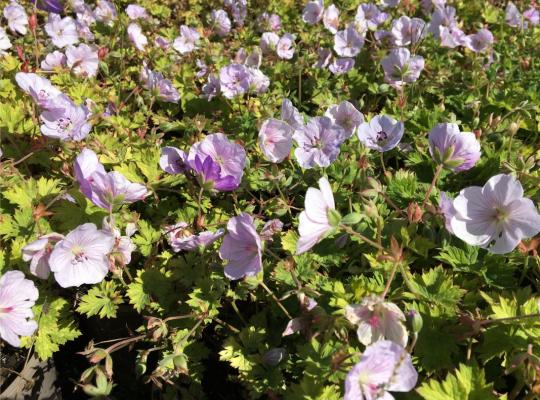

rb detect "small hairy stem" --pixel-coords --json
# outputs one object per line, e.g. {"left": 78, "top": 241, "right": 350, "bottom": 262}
{"left": 422, "top": 164, "right": 443, "bottom": 207}
{"left": 260, "top": 281, "right": 292, "bottom": 319}
{"left": 340, "top": 225, "right": 385, "bottom": 252}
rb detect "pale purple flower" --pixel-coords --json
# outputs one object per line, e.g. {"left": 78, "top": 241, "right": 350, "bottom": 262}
{"left": 0, "top": 271, "right": 38, "bottom": 347}
{"left": 325, "top": 101, "right": 364, "bottom": 140}
{"left": 74, "top": 147, "right": 106, "bottom": 201}
{"left": 224, "top": 0, "right": 246, "bottom": 27}
{"left": 260, "top": 32, "right": 280, "bottom": 53}
{"left": 277, "top": 33, "right": 295, "bottom": 59}
{"left": 391, "top": 16, "right": 426, "bottom": 47}
{"left": 49, "top": 223, "right": 115, "bottom": 287}
{"left": 155, "top": 36, "right": 170, "bottom": 50}
{"left": 323, "top": 4, "right": 340, "bottom": 34}
{"left": 219, "top": 63, "right": 251, "bottom": 98}
{"left": 345, "top": 295, "right": 408, "bottom": 347}
{"left": 247, "top": 67, "right": 270, "bottom": 94}
{"left": 173, "top": 25, "right": 200, "bottom": 54}
{"left": 235, "top": 47, "right": 248, "bottom": 64}
{"left": 296, "top": 177, "right": 336, "bottom": 254}
{"left": 140, "top": 64, "right": 180, "bottom": 103}
{"left": 211, "top": 9, "right": 231, "bottom": 37}
{"left": 202, "top": 74, "right": 221, "bottom": 100}
{"left": 195, "top": 59, "right": 208, "bottom": 78}
{"left": 464, "top": 28, "right": 494, "bottom": 53}
{"left": 428, "top": 6, "right": 457, "bottom": 38}
{"left": 0, "top": 27, "right": 11, "bottom": 55}
{"left": 165, "top": 222, "right": 224, "bottom": 252}
{"left": 245, "top": 48, "right": 262, "bottom": 68}
{"left": 66, "top": 44, "right": 99, "bottom": 77}
{"left": 439, "top": 192, "right": 456, "bottom": 234}
{"left": 159, "top": 146, "right": 187, "bottom": 174}
{"left": 260, "top": 219, "right": 283, "bottom": 241}
{"left": 33, "top": 0, "right": 64, "bottom": 14}
{"left": 22, "top": 233, "right": 64, "bottom": 279}
{"left": 344, "top": 340, "right": 418, "bottom": 400}
{"left": 102, "top": 218, "right": 136, "bottom": 266}
{"left": 268, "top": 13, "right": 281, "bottom": 30}
{"left": 74, "top": 1, "right": 96, "bottom": 25}
{"left": 440, "top": 25, "right": 467, "bottom": 48}
{"left": 374, "top": 29, "right": 392, "bottom": 44}
{"left": 41, "top": 50, "right": 66, "bottom": 70}
{"left": 127, "top": 23, "right": 147, "bottom": 51}
{"left": 258, "top": 12, "right": 281, "bottom": 31}
{"left": 302, "top": 0, "right": 324, "bottom": 24}
{"left": 75, "top": 20, "right": 94, "bottom": 41}
{"left": 190, "top": 155, "right": 238, "bottom": 191}
{"left": 334, "top": 25, "right": 364, "bottom": 57}
{"left": 126, "top": 4, "right": 148, "bottom": 20}
{"left": 40, "top": 95, "right": 92, "bottom": 141}
{"left": 281, "top": 98, "right": 304, "bottom": 130}
{"left": 357, "top": 115, "right": 404, "bottom": 152}
{"left": 421, "top": 0, "right": 446, "bottom": 14}
{"left": 4, "top": 1, "right": 27, "bottom": 35}
{"left": 355, "top": 3, "right": 388, "bottom": 30}
{"left": 381, "top": 0, "right": 400, "bottom": 7}
{"left": 506, "top": 2, "right": 525, "bottom": 28}
{"left": 524, "top": 7, "right": 539, "bottom": 25}
{"left": 15, "top": 72, "right": 62, "bottom": 110}
{"left": 329, "top": 57, "right": 355, "bottom": 75}
{"left": 381, "top": 48, "right": 424, "bottom": 87}
{"left": 45, "top": 14, "right": 79, "bottom": 48}
{"left": 450, "top": 174, "right": 540, "bottom": 254}
{"left": 294, "top": 116, "right": 344, "bottom": 169}
{"left": 428, "top": 123, "right": 481, "bottom": 172}
{"left": 94, "top": 0, "right": 117, "bottom": 25}
{"left": 219, "top": 213, "right": 262, "bottom": 280}
{"left": 258, "top": 118, "right": 294, "bottom": 163}
{"left": 314, "top": 47, "right": 332, "bottom": 68}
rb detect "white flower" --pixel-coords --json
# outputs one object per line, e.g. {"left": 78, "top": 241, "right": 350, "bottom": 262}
{"left": 44, "top": 14, "right": 79, "bottom": 48}
{"left": 0, "top": 27, "right": 12, "bottom": 55}
{"left": 4, "top": 1, "right": 28, "bottom": 35}
{"left": 127, "top": 23, "right": 147, "bottom": 51}
{"left": 323, "top": 4, "right": 340, "bottom": 34}
{"left": 66, "top": 44, "right": 99, "bottom": 78}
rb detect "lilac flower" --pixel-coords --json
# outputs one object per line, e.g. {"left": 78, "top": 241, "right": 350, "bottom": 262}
{"left": 173, "top": 25, "right": 200, "bottom": 54}
{"left": 94, "top": 0, "right": 117, "bottom": 25}
{"left": 102, "top": 218, "right": 136, "bottom": 266}
{"left": 49, "top": 223, "right": 115, "bottom": 287}
{"left": 0, "top": 271, "right": 38, "bottom": 347}
{"left": 281, "top": 98, "right": 304, "bottom": 130}
{"left": 323, "top": 4, "right": 340, "bottom": 34}
{"left": 293, "top": 116, "right": 344, "bottom": 169}
{"left": 41, "top": 50, "right": 66, "bottom": 70}
{"left": 127, "top": 23, "right": 147, "bottom": 51}
{"left": 75, "top": 20, "right": 94, "bottom": 41}
{"left": 268, "top": 13, "right": 281, "bottom": 31}
{"left": 464, "top": 29, "right": 494, "bottom": 53}
{"left": 159, "top": 146, "right": 187, "bottom": 174}
{"left": 258, "top": 12, "right": 281, "bottom": 31}
{"left": 140, "top": 64, "right": 180, "bottom": 103}
{"left": 440, "top": 26, "right": 467, "bottom": 48}
{"left": 428, "top": 5, "right": 457, "bottom": 38}
{"left": 260, "top": 219, "right": 283, "bottom": 241}
{"left": 224, "top": 0, "right": 247, "bottom": 27}
{"left": 302, "top": 0, "right": 324, "bottom": 24}
{"left": 247, "top": 67, "right": 270, "bottom": 94}
{"left": 329, "top": 57, "right": 355, "bottom": 75}
{"left": 202, "top": 74, "right": 221, "bottom": 100}
{"left": 345, "top": 295, "right": 408, "bottom": 347}
{"left": 15, "top": 72, "right": 62, "bottom": 109}
{"left": 165, "top": 222, "right": 224, "bottom": 252}
{"left": 391, "top": 16, "right": 426, "bottom": 47}
{"left": 45, "top": 14, "right": 79, "bottom": 48}
{"left": 421, "top": 0, "right": 446, "bottom": 14}
{"left": 325, "top": 101, "right": 364, "bottom": 140}
{"left": 66, "top": 44, "right": 99, "bottom": 78}
{"left": 22, "top": 233, "right": 64, "bottom": 279}
{"left": 357, "top": 115, "right": 404, "bottom": 152}
{"left": 344, "top": 341, "right": 418, "bottom": 400}
{"left": 4, "top": 2, "right": 27, "bottom": 35}
{"left": 191, "top": 155, "right": 238, "bottom": 191}
{"left": 277, "top": 33, "right": 295, "bottom": 59}
{"left": 381, "top": 0, "right": 400, "bottom": 7}
{"left": 524, "top": 7, "right": 539, "bottom": 25}
{"left": 40, "top": 95, "right": 92, "bottom": 141}
{"left": 155, "top": 36, "right": 170, "bottom": 50}
{"left": 450, "top": 174, "right": 540, "bottom": 254}
{"left": 211, "top": 9, "right": 231, "bottom": 37}
{"left": 258, "top": 118, "right": 294, "bottom": 163}
{"left": 188, "top": 133, "right": 247, "bottom": 187}
{"left": 314, "top": 47, "right": 332, "bottom": 68}
{"left": 260, "top": 32, "right": 280, "bottom": 53}
{"left": 428, "top": 123, "right": 481, "bottom": 172}
{"left": 126, "top": 4, "right": 148, "bottom": 20}
{"left": 33, "top": 0, "right": 64, "bottom": 14}
{"left": 355, "top": 3, "right": 388, "bottom": 30}
{"left": 219, "top": 64, "right": 251, "bottom": 98}
{"left": 334, "top": 25, "right": 364, "bottom": 57}
{"left": 245, "top": 48, "right": 262, "bottom": 68}
{"left": 74, "top": 148, "right": 106, "bottom": 200}
{"left": 506, "top": 2, "right": 525, "bottom": 28}
{"left": 219, "top": 213, "right": 263, "bottom": 280}
{"left": 74, "top": 1, "right": 96, "bottom": 25}
{"left": 439, "top": 192, "right": 456, "bottom": 234}
{"left": 0, "top": 27, "right": 11, "bottom": 55}
{"left": 296, "top": 177, "right": 336, "bottom": 254}
{"left": 381, "top": 48, "right": 424, "bottom": 87}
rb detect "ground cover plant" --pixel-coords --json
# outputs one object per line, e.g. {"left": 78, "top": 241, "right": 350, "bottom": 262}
{"left": 1, "top": 0, "right": 540, "bottom": 398}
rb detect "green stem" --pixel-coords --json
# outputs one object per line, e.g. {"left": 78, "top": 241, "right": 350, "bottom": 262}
{"left": 260, "top": 281, "right": 292, "bottom": 319}
{"left": 340, "top": 225, "right": 385, "bottom": 252}
{"left": 422, "top": 164, "right": 443, "bottom": 207}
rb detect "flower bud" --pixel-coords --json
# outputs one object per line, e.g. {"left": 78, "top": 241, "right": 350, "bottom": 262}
{"left": 263, "top": 347, "right": 287, "bottom": 367}
{"left": 406, "top": 309, "right": 423, "bottom": 333}
{"left": 508, "top": 121, "right": 519, "bottom": 136}
{"left": 28, "top": 14, "right": 38, "bottom": 33}
{"left": 98, "top": 47, "right": 109, "bottom": 60}
{"left": 406, "top": 202, "right": 422, "bottom": 223}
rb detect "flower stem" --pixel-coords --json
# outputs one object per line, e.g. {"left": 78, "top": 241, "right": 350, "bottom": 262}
{"left": 422, "top": 164, "right": 443, "bottom": 208}
{"left": 381, "top": 261, "right": 400, "bottom": 298}
{"left": 259, "top": 281, "right": 292, "bottom": 319}
{"left": 340, "top": 225, "right": 385, "bottom": 252}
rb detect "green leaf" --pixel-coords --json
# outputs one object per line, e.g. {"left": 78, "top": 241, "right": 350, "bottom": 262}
{"left": 341, "top": 212, "right": 362, "bottom": 225}
{"left": 77, "top": 281, "right": 124, "bottom": 319}
{"left": 132, "top": 220, "right": 161, "bottom": 256}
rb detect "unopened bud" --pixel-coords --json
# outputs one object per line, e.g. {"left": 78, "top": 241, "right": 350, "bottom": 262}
{"left": 263, "top": 348, "right": 287, "bottom": 367}
{"left": 406, "top": 310, "right": 423, "bottom": 333}
{"left": 509, "top": 121, "right": 519, "bottom": 136}
{"left": 28, "top": 14, "right": 38, "bottom": 33}
{"left": 474, "top": 129, "right": 482, "bottom": 139}
{"left": 406, "top": 202, "right": 422, "bottom": 223}
{"left": 98, "top": 47, "right": 109, "bottom": 60}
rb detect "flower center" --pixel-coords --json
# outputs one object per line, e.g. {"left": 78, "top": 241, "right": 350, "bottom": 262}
{"left": 71, "top": 245, "right": 89, "bottom": 264}
{"left": 368, "top": 314, "right": 381, "bottom": 327}
{"left": 0, "top": 306, "right": 13, "bottom": 314}
{"left": 376, "top": 130, "right": 389, "bottom": 144}
{"left": 494, "top": 208, "right": 508, "bottom": 222}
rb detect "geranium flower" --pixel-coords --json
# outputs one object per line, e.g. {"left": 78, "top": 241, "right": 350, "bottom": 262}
{"left": 0, "top": 271, "right": 39, "bottom": 347}
{"left": 173, "top": 25, "right": 200, "bottom": 54}
{"left": 165, "top": 222, "right": 224, "bottom": 252}
{"left": 224, "top": 0, "right": 247, "bottom": 26}
{"left": 355, "top": 3, "right": 388, "bottom": 30}
{"left": 22, "top": 233, "right": 64, "bottom": 279}
{"left": 126, "top": 4, "right": 148, "bottom": 20}
{"left": 155, "top": 36, "right": 170, "bottom": 49}
{"left": 49, "top": 223, "right": 115, "bottom": 287}
{"left": 524, "top": 7, "right": 539, "bottom": 25}
{"left": 345, "top": 295, "right": 408, "bottom": 347}
{"left": 505, "top": 2, "right": 528, "bottom": 28}
{"left": 428, "top": 5, "right": 457, "bottom": 38}
{"left": 127, "top": 23, "right": 148, "bottom": 51}
{"left": 140, "top": 63, "right": 180, "bottom": 103}
{"left": 281, "top": 98, "right": 304, "bottom": 130}
{"left": 450, "top": 174, "right": 540, "bottom": 254}
{"left": 94, "top": 0, "right": 117, "bottom": 25}
{"left": 41, "top": 50, "right": 67, "bottom": 70}
{"left": 159, "top": 146, "right": 188, "bottom": 174}
{"left": 219, "top": 213, "right": 263, "bottom": 280}
{"left": 296, "top": 177, "right": 336, "bottom": 254}
{"left": 202, "top": 74, "right": 221, "bottom": 100}
{"left": 276, "top": 33, "right": 295, "bottom": 59}
{"left": 344, "top": 340, "right": 418, "bottom": 400}
{"left": 260, "top": 219, "right": 283, "bottom": 241}
{"left": 428, "top": 123, "right": 481, "bottom": 172}
{"left": 302, "top": 0, "right": 324, "bottom": 24}
{"left": 325, "top": 101, "right": 364, "bottom": 140}
{"left": 314, "top": 47, "right": 332, "bottom": 68}
{"left": 293, "top": 116, "right": 344, "bottom": 169}
{"left": 219, "top": 63, "right": 251, "bottom": 98}
{"left": 245, "top": 48, "right": 262, "bottom": 68}
{"left": 0, "top": 27, "right": 12, "bottom": 55}
{"left": 391, "top": 16, "right": 426, "bottom": 47}
{"left": 246, "top": 67, "right": 270, "bottom": 94}
{"left": 381, "top": 48, "right": 424, "bottom": 87}
{"left": 191, "top": 155, "right": 239, "bottom": 191}
{"left": 323, "top": 4, "right": 340, "bottom": 34}
{"left": 15, "top": 72, "right": 62, "bottom": 110}
{"left": 329, "top": 57, "right": 355, "bottom": 75}
{"left": 4, "top": 1, "right": 28, "bottom": 35}
{"left": 102, "top": 218, "right": 137, "bottom": 266}
{"left": 357, "top": 115, "right": 404, "bottom": 152}
{"left": 40, "top": 95, "right": 92, "bottom": 141}
{"left": 260, "top": 32, "right": 280, "bottom": 53}
{"left": 258, "top": 12, "right": 281, "bottom": 32}
{"left": 334, "top": 25, "right": 364, "bottom": 57}
{"left": 440, "top": 26, "right": 467, "bottom": 48}
{"left": 44, "top": 14, "right": 79, "bottom": 48}
{"left": 66, "top": 44, "right": 99, "bottom": 77}
{"left": 258, "top": 118, "right": 294, "bottom": 163}
{"left": 211, "top": 9, "right": 231, "bottom": 37}
{"left": 439, "top": 192, "right": 456, "bottom": 234}
{"left": 33, "top": 0, "right": 64, "bottom": 14}
{"left": 464, "top": 29, "right": 494, "bottom": 53}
